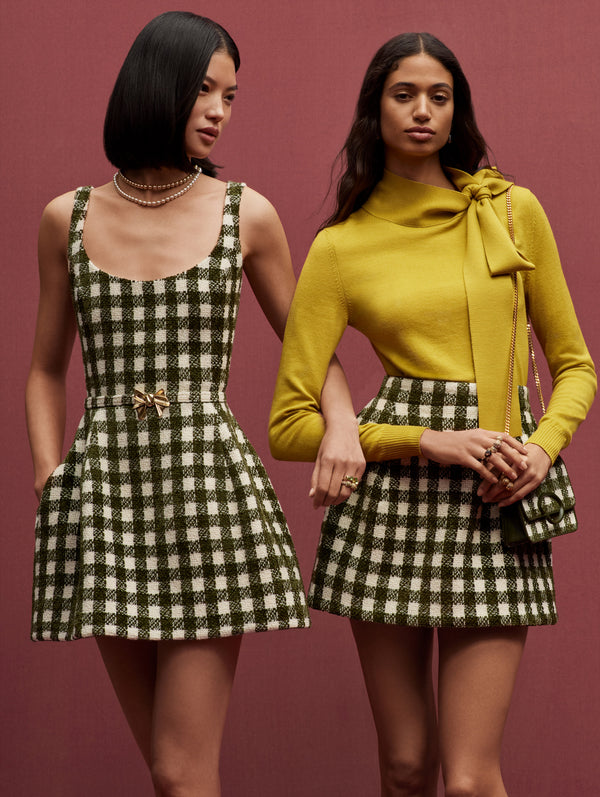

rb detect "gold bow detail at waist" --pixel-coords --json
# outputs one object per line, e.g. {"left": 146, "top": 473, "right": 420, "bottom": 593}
{"left": 132, "top": 388, "right": 171, "bottom": 420}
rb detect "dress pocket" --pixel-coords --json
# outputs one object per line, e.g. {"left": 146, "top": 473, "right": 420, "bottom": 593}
{"left": 38, "top": 461, "right": 68, "bottom": 505}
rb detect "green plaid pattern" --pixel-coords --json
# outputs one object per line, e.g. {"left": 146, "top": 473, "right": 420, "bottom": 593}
{"left": 514, "top": 386, "right": 576, "bottom": 542}
{"left": 32, "top": 183, "right": 309, "bottom": 641}
{"left": 309, "top": 377, "right": 556, "bottom": 627}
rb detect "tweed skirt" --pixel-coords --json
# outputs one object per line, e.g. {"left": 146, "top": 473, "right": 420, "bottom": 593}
{"left": 308, "top": 377, "right": 557, "bottom": 627}
{"left": 32, "top": 398, "right": 311, "bottom": 641}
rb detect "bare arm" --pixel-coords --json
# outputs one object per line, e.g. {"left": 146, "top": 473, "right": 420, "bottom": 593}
{"left": 25, "top": 193, "right": 77, "bottom": 499}
{"left": 240, "top": 187, "right": 364, "bottom": 507}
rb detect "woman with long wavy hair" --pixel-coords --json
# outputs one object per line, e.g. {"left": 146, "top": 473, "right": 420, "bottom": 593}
{"left": 270, "top": 32, "right": 595, "bottom": 796}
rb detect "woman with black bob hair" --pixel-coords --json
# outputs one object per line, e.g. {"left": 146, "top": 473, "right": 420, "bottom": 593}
{"left": 27, "top": 11, "right": 363, "bottom": 796}
{"left": 270, "top": 32, "right": 595, "bottom": 795}
{"left": 104, "top": 12, "right": 239, "bottom": 176}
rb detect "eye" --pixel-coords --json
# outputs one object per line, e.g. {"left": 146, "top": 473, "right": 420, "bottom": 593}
{"left": 224, "top": 92, "right": 236, "bottom": 104}
{"left": 199, "top": 82, "right": 210, "bottom": 95}
{"left": 431, "top": 93, "right": 450, "bottom": 104}
{"left": 393, "top": 91, "right": 412, "bottom": 102}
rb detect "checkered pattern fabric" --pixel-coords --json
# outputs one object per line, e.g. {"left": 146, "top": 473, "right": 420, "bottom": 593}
{"left": 32, "top": 183, "right": 309, "bottom": 641}
{"left": 309, "top": 377, "right": 556, "bottom": 627}
{"left": 514, "top": 386, "right": 577, "bottom": 542}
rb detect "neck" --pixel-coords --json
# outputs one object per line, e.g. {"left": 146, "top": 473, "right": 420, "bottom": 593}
{"left": 121, "top": 166, "right": 192, "bottom": 185}
{"left": 384, "top": 155, "right": 454, "bottom": 190}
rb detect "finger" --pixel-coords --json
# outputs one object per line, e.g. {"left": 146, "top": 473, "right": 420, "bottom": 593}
{"left": 475, "top": 461, "right": 500, "bottom": 485}
{"left": 497, "top": 474, "right": 544, "bottom": 507}
{"left": 501, "top": 435, "right": 528, "bottom": 456}
{"left": 478, "top": 435, "right": 527, "bottom": 471}
{"left": 310, "top": 463, "right": 336, "bottom": 508}
{"left": 485, "top": 453, "right": 519, "bottom": 481}
{"left": 326, "top": 466, "right": 363, "bottom": 505}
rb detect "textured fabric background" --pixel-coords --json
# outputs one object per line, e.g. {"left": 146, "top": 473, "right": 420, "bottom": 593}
{"left": 2, "top": 1, "right": 599, "bottom": 795}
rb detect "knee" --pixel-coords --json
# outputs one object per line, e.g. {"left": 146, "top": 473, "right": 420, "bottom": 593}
{"left": 444, "top": 771, "right": 501, "bottom": 797}
{"left": 151, "top": 759, "right": 217, "bottom": 797}
{"left": 150, "top": 760, "right": 186, "bottom": 797}
{"left": 380, "top": 751, "right": 438, "bottom": 795}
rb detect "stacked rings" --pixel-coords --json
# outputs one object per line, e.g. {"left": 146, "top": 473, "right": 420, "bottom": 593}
{"left": 341, "top": 475, "right": 360, "bottom": 490}
{"left": 479, "top": 435, "right": 503, "bottom": 463}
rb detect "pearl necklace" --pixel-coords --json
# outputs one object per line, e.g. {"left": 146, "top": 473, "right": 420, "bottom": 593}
{"left": 112, "top": 166, "right": 202, "bottom": 207}
{"left": 119, "top": 166, "right": 200, "bottom": 190}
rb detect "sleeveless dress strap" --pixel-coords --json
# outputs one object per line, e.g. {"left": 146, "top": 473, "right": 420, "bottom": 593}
{"left": 68, "top": 186, "right": 93, "bottom": 273}
{"left": 223, "top": 181, "right": 245, "bottom": 240}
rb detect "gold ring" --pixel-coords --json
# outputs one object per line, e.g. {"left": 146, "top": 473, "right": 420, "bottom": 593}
{"left": 341, "top": 475, "right": 360, "bottom": 490}
{"left": 499, "top": 475, "right": 514, "bottom": 491}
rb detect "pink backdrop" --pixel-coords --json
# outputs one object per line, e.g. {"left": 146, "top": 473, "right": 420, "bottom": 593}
{"left": 2, "top": 1, "right": 599, "bottom": 795}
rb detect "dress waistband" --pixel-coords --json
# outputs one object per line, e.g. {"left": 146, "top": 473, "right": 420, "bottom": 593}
{"left": 85, "top": 390, "right": 226, "bottom": 409}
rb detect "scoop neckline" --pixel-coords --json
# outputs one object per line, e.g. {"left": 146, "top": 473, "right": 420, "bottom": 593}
{"left": 75, "top": 183, "right": 231, "bottom": 284}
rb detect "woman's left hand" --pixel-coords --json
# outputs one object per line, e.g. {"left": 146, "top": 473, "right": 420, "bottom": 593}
{"left": 478, "top": 442, "right": 552, "bottom": 506}
{"left": 309, "top": 421, "right": 366, "bottom": 509}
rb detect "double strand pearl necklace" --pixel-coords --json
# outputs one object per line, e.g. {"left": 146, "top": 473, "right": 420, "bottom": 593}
{"left": 113, "top": 165, "right": 202, "bottom": 207}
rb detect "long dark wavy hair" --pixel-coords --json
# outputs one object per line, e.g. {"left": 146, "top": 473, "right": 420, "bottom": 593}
{"left": 322, "top": 33, "right": 492, "bottom": 228}
{"left": 104, "top": 12, "right": 240, "bottom": 178}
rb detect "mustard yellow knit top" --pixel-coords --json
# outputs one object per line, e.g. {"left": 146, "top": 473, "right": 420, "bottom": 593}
{"left": 269, "top": 169, "right": 596, "bottom": 463}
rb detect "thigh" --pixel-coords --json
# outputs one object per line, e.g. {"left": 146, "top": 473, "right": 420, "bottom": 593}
{"left": 437, "top": 626, "right": 527, "bottom": 786}
{"left": 152, "top": 636, "right": 242, "bottom": 773}
{"left": 351, "top": 619, "right": 437, "bottom": 762}
{"left": 96, "top": 636, "right": 158, "bottom": 765}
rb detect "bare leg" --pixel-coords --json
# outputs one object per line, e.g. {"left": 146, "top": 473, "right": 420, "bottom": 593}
{"left": 97, "top": 635, "right": 242, "bottom": 796}
{"left": 96, "top": 636, "right": 157, "bottom": 765}
{"left": 437, "top": 626, "right": 528, "bottom": 797}
{"left": 351, "top": 620, "right": 439, "bottom": 796}
{"left": 151, "top": 636, "right": 242, "bottom": 797}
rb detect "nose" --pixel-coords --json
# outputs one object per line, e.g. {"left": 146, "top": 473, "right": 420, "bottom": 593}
{"left": 413, "top": 95, "right": 431, "bottom": 122}
{"left": 206, "top": 97, "right": 225, "bottom": 122}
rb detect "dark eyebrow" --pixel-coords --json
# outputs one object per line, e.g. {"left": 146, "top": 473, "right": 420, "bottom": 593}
{"left": 387, "top": 81, "right": 453, "bottom": 92}
{"left": 204, "top": 75, "right": 238, "bottom": 92}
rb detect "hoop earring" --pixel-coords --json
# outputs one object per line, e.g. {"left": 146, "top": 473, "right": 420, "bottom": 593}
{"left": 447, "top": 132, "right": 452, "bottom": 144}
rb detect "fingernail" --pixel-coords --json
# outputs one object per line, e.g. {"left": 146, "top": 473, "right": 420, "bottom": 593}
{"left": 309, "top": 488, "right": 315, "bottom": 497}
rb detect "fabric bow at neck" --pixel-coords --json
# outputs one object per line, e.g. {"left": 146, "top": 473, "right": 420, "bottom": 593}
{"left": 458, "top": 173, "right": 535, "bottom": 277}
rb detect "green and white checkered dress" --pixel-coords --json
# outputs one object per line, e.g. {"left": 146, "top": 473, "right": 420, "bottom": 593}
{"left": 309, "top": 377, "right": 556, "bottom": 627}
{"left": 32, "top": 182, "right": 310, "bottom": 641}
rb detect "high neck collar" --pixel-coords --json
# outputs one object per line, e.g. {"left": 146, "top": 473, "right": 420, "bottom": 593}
{"left": 362, "top": 167, "right": 514, "bottom": 228}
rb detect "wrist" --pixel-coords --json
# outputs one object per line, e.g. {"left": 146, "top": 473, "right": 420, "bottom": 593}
{"left": 322, "top": 412, "right": 359, "bottom": 428}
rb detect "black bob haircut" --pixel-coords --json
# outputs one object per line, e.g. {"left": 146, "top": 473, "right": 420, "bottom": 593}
{"left": 104, "top": 11, "right": 240, "bottom": 177}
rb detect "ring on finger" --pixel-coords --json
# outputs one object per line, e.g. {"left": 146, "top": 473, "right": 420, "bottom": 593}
{"left": 479, "top": 447, "right": 494, "bottom": 463}
{"left": 479, "top": 436, "right": 503, "bottom": 463}
{"left": 341, "top": 475, "right": 360, "bottom": 490}
{"left": 499, "top": 475, "right": 514, "bottom": 491}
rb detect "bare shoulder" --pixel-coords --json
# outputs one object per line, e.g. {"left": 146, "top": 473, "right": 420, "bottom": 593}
{"left": 38, "top": 190, "right": 78, "bottom": 259}
{"left": 239, "top": 185, "right": 281, "bottom": 231}
{"left": 40, "top": 190, "right": 77, "bottom": 235}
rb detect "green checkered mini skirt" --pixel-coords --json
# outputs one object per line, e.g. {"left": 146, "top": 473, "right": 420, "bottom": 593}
{"left": 309, "top": 377, "right": 556, "bottom": 627}
{"left": 32, "top": 183, "right": 310, "bottom": 641}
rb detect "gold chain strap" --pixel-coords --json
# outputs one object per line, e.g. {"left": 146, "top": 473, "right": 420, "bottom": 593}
{"left": 504, "top": 186, "right": 546, "bottom": 434}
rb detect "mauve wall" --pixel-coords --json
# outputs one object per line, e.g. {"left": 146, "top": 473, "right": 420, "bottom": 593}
{"left": 1, "top": 1, "right": 599, "bottom": 795}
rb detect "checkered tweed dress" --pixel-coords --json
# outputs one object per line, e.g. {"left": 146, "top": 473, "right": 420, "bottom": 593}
{"left": 32, "top": 182, "right": 310, "bottom": 641}
{"left": 309, "top": 377, "right": 556, "bottom": 627}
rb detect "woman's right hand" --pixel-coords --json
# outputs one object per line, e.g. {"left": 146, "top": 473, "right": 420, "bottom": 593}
{"left": 419, "top": 428, "right": 528, "bottom": 486}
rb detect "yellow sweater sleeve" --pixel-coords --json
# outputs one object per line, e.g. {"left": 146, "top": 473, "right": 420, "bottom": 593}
{"left": 514, "top": 189, "right": 596, "bottom": 460}
{"left": 268, "top": 230, "right": 425, "bottom": 462}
